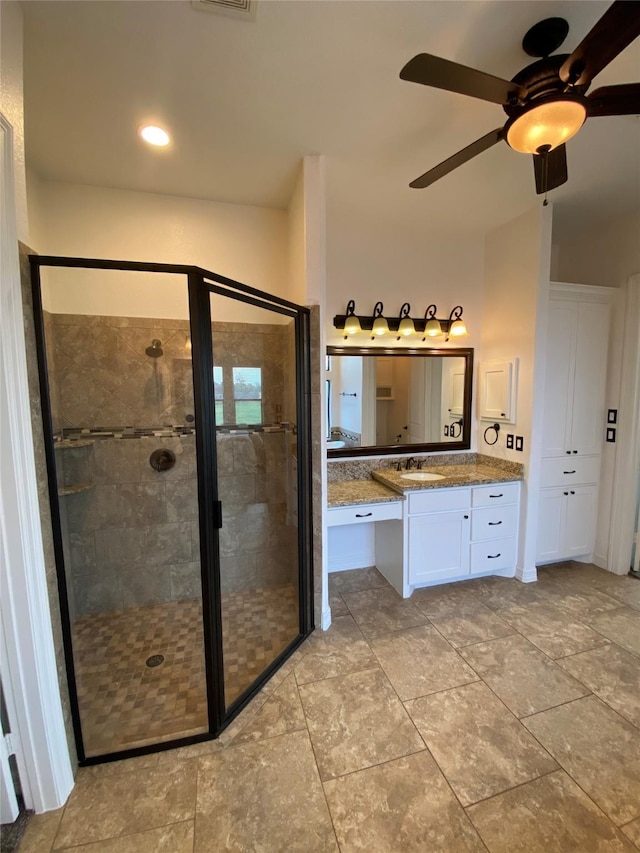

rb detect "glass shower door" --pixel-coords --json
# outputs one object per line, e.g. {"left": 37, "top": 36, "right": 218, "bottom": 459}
{"left": 207, "top": 289, "right": 304, "bottom": 708}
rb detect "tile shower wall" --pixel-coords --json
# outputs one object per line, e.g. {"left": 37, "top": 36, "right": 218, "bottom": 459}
{"left": 46, "top": 312, "right": 298, "bottom": 617}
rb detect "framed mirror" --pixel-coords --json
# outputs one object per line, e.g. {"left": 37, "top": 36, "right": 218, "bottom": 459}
{"left": 326, "top": 346, "right": 473, "bottom": 458}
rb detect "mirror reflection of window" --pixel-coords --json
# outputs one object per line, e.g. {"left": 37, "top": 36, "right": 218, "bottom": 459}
{"left": 214, "top": 365, "right": 224, "bottom": 424}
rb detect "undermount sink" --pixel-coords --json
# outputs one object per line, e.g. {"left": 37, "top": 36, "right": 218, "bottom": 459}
{"left": 400, "top": 472, "right": 446, "bottom": 482}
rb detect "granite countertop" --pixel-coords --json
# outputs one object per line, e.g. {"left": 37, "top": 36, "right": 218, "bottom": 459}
{"left": 328, "top": 479, "right": 405, "bottom": 508}
{"left": 327, "top": 460, "right": 523, "bottom": 507}
{"left": 372, "top": 462, "right": 523, "bottom": 494}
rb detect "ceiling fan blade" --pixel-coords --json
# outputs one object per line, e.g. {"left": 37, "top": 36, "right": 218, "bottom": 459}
{"left": 560, "top": 0, "right": 640, "bottom": 86}
{"left": 588, "top": 82, "right": 640, "bottom": 116}
{"left": 400, "top": 54, "right": 526, "bottom": 106}
{"left": 409, "top": 128, "right": 503, "bottom": 189}
{"left": 533, "top": 144, "right": 568, "bottom": 195}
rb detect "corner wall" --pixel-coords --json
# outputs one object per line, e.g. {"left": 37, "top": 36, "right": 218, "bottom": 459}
{"left": 481, "top": 204, "right": 553, "bottom": 581}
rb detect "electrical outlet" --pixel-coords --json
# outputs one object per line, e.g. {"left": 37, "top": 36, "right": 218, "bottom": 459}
{"left": 444, "top": 424, "right": 449, "bottom": 436}
{"left": 606, "top": 427, "right": 616, "bottom": 443}
{"left": 506, "top": 434, "right": 514, "bottom": 449}
{"left": 515, "top": 435, "right": 524, "bottom": 452}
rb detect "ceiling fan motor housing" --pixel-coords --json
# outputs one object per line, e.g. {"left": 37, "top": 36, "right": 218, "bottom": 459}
{"left": 504, "top": 55, "right": 589, "bottom": 116}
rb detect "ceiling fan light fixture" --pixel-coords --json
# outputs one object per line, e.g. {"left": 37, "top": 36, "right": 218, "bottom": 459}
{"left": 505, "top": 97, "right": 587, "bottom": 155}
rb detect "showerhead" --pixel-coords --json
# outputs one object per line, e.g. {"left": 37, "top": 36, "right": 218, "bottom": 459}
{"left": 145, "top": 339, "right": 163, "bottom": 358}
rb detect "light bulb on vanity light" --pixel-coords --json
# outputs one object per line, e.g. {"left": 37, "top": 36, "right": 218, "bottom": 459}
{"left": 371, "top": 302, "right": 389, "bottom": 338}
{"left": 422, "top": 304, "right": 442, "bottom": 340}
{"left": 343, "top": 300, "right": 361, "bottom": 337}
{"left": 447, "top": 305, "right": 468, "bottom": 338}
{"left": 397, "top": 303, "right": 415, "bottom": 339}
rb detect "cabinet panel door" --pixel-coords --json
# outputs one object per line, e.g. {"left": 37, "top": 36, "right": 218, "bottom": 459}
{"left": 408, "top": 511, "right": 469, "bottom": 584}
{"left": 536, "top": 488, "right": 566, "bottom": 563}
{"left": 564, "top": 485, "right": 598, "bottom": 557}
{"left": 571, "top": 302, "right": 610, "bottom": 455}
{"left": 542, "top": 302, "right": 576, "bottom": 458}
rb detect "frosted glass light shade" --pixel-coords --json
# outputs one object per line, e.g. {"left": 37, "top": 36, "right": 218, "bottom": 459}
{"left": 344, "top": 314, "right": 361, "bottom": 335}
{"left": 372, "top": 316, "right": 389, "bottom": 336}
{"left": 424, "top": 318, "right": 442, "bottom": 337}
{"left": 398, "top": 317, "right": 415, "bottom": 336}
{"left": 449, "top": 319, "right": 468, "bottom": 337}
{"left": 506, "top": 99, "right": 586, "bottom": 154}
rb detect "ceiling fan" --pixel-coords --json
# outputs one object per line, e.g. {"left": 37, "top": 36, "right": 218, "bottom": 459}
{"left": 400, "top": 1, "right": 640, "bottom": 194}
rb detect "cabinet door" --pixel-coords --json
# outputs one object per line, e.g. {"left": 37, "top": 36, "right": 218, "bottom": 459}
{"left": 570, "top": 302, "right": 610, "bottom": 455}
{"left": 479, "top": 361, "right": 514, "bottom": 421}
{"left": 408, "top": 511, "right": 469, "bottom": 584}
{"left": 536, "top": 488, "right": 567, "bottom": 563}
{"left": 541, "top": 302, "right": 576, "bottom": 458}
{"left": 564, "top": 484, "right": 598, "bottom": 557}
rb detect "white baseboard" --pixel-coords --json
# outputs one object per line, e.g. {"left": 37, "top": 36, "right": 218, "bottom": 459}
{"left": 516, "top": 564, "right": 538, "bottom": 583}
{"left": 592, "top": 552, "right": 608, "bottom": 570}
{"left": 321, "top": 607, "right": 332, "bottom": 631}
{"left": 328, "top": 552, "right": 376, "bottom": 573}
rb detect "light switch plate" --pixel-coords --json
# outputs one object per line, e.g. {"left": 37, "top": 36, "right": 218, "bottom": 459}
{"left": 515, "top": 435, "right": 524, "bottom": 452}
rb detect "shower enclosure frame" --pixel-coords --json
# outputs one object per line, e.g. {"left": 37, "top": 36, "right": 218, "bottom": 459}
{"left": 30, "top": 255, "right": 314, "bottom": 765}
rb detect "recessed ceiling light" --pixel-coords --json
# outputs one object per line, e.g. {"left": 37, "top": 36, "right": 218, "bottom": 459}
{"left": 140, "top": 126, "right": 170, "bottom": 147}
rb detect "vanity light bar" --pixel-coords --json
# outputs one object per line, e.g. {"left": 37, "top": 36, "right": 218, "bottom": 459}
{"left": 333, "top": 302, "right": 468, "bottom": 339}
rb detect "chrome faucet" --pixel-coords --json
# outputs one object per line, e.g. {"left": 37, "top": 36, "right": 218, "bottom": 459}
{"left": 405, "top": 457, "right": 415, "bottom": 470}
{"left": 395, "top": 459, "right": 403, "bottom": 471}
{"left": 416, "top": 459, "right": 425, "bottom": 469}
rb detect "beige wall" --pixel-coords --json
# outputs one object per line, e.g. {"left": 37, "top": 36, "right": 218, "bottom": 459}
{"left": 555, "top": 212, "right": 640, "bottom": 287}
{"left": 27, "top": 179, "right": 290, "bottom": 319}
{"left": 1, "top": 0, "right": 28, "bottom": 242}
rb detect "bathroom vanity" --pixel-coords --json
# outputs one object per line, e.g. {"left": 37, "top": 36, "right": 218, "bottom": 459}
{"left": 327, "top": 457, "right": 522, "bottom": 599}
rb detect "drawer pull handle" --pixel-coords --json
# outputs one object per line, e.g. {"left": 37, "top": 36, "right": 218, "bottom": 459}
{"left": 487, "top": 553, "right": 501, "bottom": 559}
{"left": 355, "top": 512, "right": 373, "bottom": 518}
{"left": 563, "top": 470, "right": 576, "bottom": 474}
{"left": 489, "top": 494, "right": 503, "bottom": 498}
{"left": 488, "top": 520, "right": 502, "bottom": 525}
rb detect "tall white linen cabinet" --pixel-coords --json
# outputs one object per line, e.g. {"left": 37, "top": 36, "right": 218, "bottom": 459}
{"left": 536, "top": 282, "right": 612, "bottom": 564}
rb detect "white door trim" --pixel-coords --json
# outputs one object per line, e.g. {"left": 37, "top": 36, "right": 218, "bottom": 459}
{"left": 608, "top": 273, "right": 640, "bottom": 574}
{"left": 0, "top": 112, "right": 74, "bottom": 811}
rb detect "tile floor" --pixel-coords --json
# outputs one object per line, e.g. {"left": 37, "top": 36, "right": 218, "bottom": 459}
{"left": 20, "top": 562, "right": 640, "bottom": 852}
{"left": 73, "top": 585, "right": 299, "bottom": 755}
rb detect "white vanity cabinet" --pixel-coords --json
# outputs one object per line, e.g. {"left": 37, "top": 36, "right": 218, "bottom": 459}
{"left": 404, "top": 482, "right": 520, "bottom": 594}
{"left": 536, "top": 283, "right": 611, "bottom": 564}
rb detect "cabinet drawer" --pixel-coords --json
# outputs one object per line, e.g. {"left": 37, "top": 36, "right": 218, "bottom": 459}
{"left": 470, "top": 538, "right": 517, "bottom": 574}
{"left": 471, "top": 504, "right": 519, "bottom": 541}
{"left": 408, "top": 488, "right": 470, "bottom": 515}
{"left": 540, "top": 456, "right": 601, "bottom": 488}
{"left": 472, "top": 483, "right": 520, "bottom": 507}
{"left": 327, "top": 502, "right": 403, "bottom": 527}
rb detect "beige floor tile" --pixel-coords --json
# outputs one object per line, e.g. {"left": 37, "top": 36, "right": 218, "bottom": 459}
{"left": 541, "top": 587, "right": 624, "bottom": 620}
{"left": 323, "top": 751, "right": 485, "bottom": 853}
{"left": 298, "top": 667, "right": 424, "bottom": 781}
{"left": 465, "top": 575, "right": 549, "bottom": 611}
{"left": 53, "top": 761, "right": 197, "bottom": 849}
{"left": 591, "top": 576, "right": 640, "bottom": 611}
{"left": 524, "top": 696, "right": 640, "bottom": 826}
{"left": 18, "top": 807, "right": 64, "bottom": 853}
{"left": 78, "top": 753, "right": 160, "bottom": 779}
{"left": 499, "top": 599, "right": 611, "bottom": 658}
{"left": 410, "top": 585, "right": 488, "bottom": 619}
{"left": 329, "top": 566, "right": 388, "bottom": 595}
{"left": 155, "top": 739, "right": 222, "bottom": 764}
{"left": 342, "top": 588, "right": 427, "bottom": 638}
{"left": 231, "top": 674, "right": 306, "bottom": 743}
{"left": 459, "top": 634, "right": 589, "bottom": 717}
{"left": 293, "top": 615, "right": 377, "bottom": 686}
{"left": 427, "top": 604, "right": 514, "bottom": 648}
{"left": 621, "top": 818, "right": 640, "bottom": 847}
{"left": 558, "top": 643, "right": 640, "bottom": 727}
{"left": 328, "top": 588, "right": 349, "bottom": 617}
{"left": 585, "top": 607, "right": 640, "bottom": 657}
{"left": 195, "top": 730, "right": 337, "bottom": 852}
{"left": 406, "top": 681, "right": 557, "bottom": 806}
{"left": 53, "top": 820, "right": 194, "bottom": 852}
{"left": 370, "top": 625, "right": 478, "bottom": 700}
{"left": 467, "top": 770, "right": 636, "bottom": 852}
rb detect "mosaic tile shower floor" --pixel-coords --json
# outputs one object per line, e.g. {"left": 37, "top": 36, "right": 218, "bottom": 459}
{"left": 72, "top": 585, "right": 299, "bottom": 756}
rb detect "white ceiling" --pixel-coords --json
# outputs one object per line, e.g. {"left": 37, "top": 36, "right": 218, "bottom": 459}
{"left": 22, "top": 0, "right": 640, "bottom": 243}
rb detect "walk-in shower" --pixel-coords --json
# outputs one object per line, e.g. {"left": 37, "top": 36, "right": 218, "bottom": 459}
{"left": 30, "top": 256, "right": 313, "bottom": 763}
